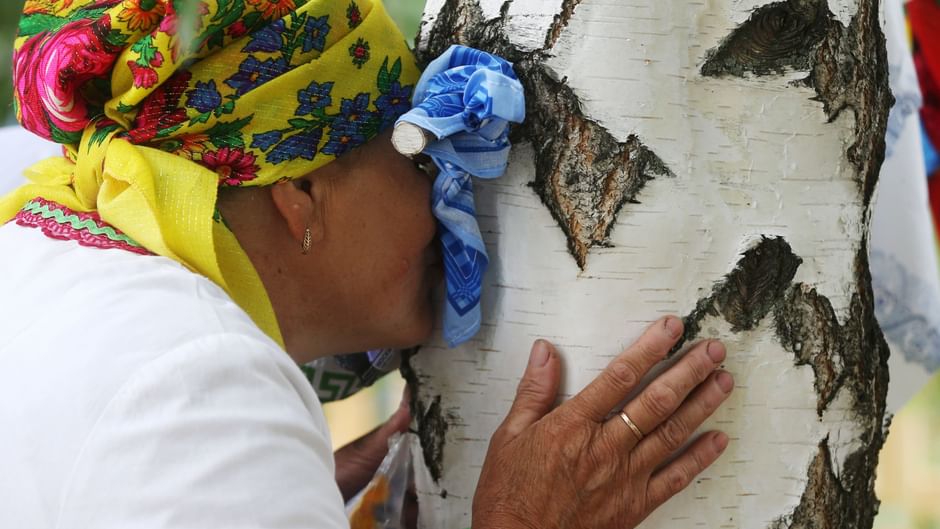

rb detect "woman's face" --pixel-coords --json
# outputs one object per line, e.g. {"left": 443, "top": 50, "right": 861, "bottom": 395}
{"left": 308, "top": 130, "right": 442, "bottom": 353}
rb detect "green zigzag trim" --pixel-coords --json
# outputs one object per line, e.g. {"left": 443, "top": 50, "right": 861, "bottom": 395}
{"left": 22, "top": 200, "right": 145, "bottom": 248}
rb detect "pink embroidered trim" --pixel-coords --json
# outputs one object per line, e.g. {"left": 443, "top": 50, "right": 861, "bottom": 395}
{"left": 14, "top": 198, "right": 153, "bottom": 256}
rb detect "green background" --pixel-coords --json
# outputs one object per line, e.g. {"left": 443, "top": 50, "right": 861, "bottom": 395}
{"left": 0, "top": 1, "right": 24, "bottom": 124}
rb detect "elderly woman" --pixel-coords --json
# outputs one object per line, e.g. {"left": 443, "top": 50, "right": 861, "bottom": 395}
{"left": 0, "top": 1, "right": 734, "bottom": 527}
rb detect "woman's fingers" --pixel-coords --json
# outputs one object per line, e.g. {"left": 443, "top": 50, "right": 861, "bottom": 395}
{"left": 569, "top": 316, "right": 684, "bottom": 422}
{"left": 495, "top": 339, "right": 562, "bottom": 444}
{"left": 630, "top": 369, "right": 734, "bottom": 470}
{"left": 334, "top": 396, "right": 411, "bottom": 501}
{"left": 644, "top": 431, "right": 729, "bottom": 509}
{"left": 605, "top": 340, "right": 726, "bottom": 445}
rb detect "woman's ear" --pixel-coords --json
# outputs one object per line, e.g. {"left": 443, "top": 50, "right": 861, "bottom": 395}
{"left": 269, "top": 176, "right": 326, "bottom": 246}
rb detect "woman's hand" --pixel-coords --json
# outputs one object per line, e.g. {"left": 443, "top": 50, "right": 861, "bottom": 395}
{"left": 472, "top": 316, "right": 734, "bottom": 529}
{"left": 334, "top": 391, "right": 419, "bottom": 528}
{"left": 334, "top": 394, "right": 411, "bottom": 502}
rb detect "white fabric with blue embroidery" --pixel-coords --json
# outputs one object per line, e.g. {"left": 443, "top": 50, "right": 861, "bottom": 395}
{"left": 871, "top": 0, "right": 940, "bottom": 413}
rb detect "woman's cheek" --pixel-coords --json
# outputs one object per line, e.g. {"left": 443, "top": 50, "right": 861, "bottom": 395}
{"left": 394, "top": 257, "right": 412, "bottom": 281}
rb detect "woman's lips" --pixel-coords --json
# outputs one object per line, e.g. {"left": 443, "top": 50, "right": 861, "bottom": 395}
{"left": 425, "top": 245, "right": 444, "bottom": 283}
{"left": 425, "top": 243, "right": 443, "bottom": 267}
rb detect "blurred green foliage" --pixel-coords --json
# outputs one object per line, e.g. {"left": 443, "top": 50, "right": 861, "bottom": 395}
{"left": 0, "top": 0, "right": 425, "bottom": 125}
{"left": 0, "top": 1, "right": 25, "bottom": 124}
{"left": 386, "top": 0, "right": 426, "bottom": 43}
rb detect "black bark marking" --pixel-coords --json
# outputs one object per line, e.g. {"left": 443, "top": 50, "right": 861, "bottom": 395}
{"left": 702, "top": 0, "right": 892, "bottom": 204}
{"left": 771, "top": 427, "right": 885, "bottom": 529}
{"left": 415, "top": 396, "right": 450, "bottom": 483}
{"left": 762, "top": 5, "right": 892, "bottom": 522}
{"left": 400, "top": 348, "right": 450, "bottom": 483}
{"left": 398, "top": 348, "right": 460, "bottom": 484}
{"left": 526, "top": 71, "right": 672, "bottom": 268}
{"left": 799, "top": 264, "right": 890, "bottom": 529}
{"left": 809, "top": 0, "right": 893, "bottom": 205}
{"left": 681, "top": 236, "right": 801, "bottom": 341}
{"left": 676, "top": 234, "right": 889, "bottom": 525}
{"left": 416, "top": 0, "right": 671, "bottom": 269}
{"left": 678, "top": 235, "right": 887, "bottom": 420}
{"left": 770, "top": 440, "right": 846, "bottom": 529}
{"left": 546, "top": 0, "right": 584, "bottom": 49}
{"left": 774, "top": 285, "right": 844, "bottom": 414}
{"left": 702, "top": 0, "right": 832, "bottom": 77}
{"left": 718, "top": 236, "right": 802, "bottom": 331}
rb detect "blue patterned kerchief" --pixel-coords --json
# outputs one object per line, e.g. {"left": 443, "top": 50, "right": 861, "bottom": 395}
{"left": 396, "top": 45, "right": 525, "bottom": 347}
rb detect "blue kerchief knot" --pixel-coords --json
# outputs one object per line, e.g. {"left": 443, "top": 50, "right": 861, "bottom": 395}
{"left": 396, "top": 45, "right": 526, "bottom": 347}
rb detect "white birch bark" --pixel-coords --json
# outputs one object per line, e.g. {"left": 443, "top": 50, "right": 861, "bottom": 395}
{"left": 404, "top": 1, "right": 892, "bottom": 528}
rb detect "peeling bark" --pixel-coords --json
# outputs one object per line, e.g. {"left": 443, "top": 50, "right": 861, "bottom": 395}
{"left": 773, "top": 284, "right": 845, "bottom": 416}
{"left": 772, "top": 430, "right": 884, "bottom": 529}
{"left": 401, "top": 349, "right": 454, "bottom": 485}
{"left": 681, "top": 236, "right": 803, "bottom": 340}
{"left": 417, "top": 0, "right": 672, "bottom": 269}
{"left": 525, "top": 80, "right": 672, "bottom": 269}
{"left": 681, "top": 235, "right": 889, "bottom": 526}
{"left": 811, "top": 0, "right": 893, "bottom": 205}
{"left": 770, "top": 440, "right": 845, "bottom": 529}
{"left": 702, "top": 0, "right": 892, "bottom": 202}
{"left": 701, "top": 0, "right": 831, "bottom": 77}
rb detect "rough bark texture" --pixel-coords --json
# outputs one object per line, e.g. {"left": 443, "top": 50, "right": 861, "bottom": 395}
{"left": 405, "top": 0, "right": 891, "bottom": 527}
{"left": 416, "top": 0, "right": 673, "bottom": 268}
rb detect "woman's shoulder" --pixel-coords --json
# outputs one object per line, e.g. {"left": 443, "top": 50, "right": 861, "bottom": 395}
{"left": 0, "top": 220, "right": 312, "bottom": 427}
{"left": 1, "top": 329, "right": 346, "bottom": 528}
{"left": 0, "top": 224, "right": 346, "bottom": 528}
{"left": 0, "top": 219, "right": 272, "bottom": 350}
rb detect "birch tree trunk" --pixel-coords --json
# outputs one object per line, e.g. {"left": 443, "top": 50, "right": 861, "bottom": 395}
{"left": 402, "top": 1, "right": 892, "bottom": 527}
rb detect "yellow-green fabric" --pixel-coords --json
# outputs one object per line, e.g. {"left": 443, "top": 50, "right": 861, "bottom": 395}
{"left": 2, "top": 0, "right": 421, "bottom": 346}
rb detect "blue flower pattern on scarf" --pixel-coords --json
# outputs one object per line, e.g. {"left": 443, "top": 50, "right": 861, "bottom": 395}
{"left": 269, "top": 128, "right": 322, "bottom": 163}
{"left": 396, "top": 45, "right": 525, "bottom": 346}
{"left": 185, "top": 80, "right": 223, "bottom": 113}
{"left": 375, "top": 81, "right": 413, "bottom": 127}
{"left": 303, "top": 15, "right": 330, "bottom": 53}
{"left": 243, "top": 19, "right": 286, "bottom": 53}
{"left": 251, "top": 130, "right": 283, "bottom": 151}
{"left": 296, "top": 81, "right": 334, "bottom": 115}
{"left": 224, "top": 56, "right": 289, "bottom": 96}
{"left": 322, "top": 93, "right": 372, "bottom": 155}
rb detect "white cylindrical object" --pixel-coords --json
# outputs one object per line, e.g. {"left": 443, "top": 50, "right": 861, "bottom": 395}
{"left": 391, "top": 121, "right": 433, "bottom": 156}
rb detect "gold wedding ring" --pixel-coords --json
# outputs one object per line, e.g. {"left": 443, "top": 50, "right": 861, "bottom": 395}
{"left": 620, "top": 411, "right": 644, "bottom": 441}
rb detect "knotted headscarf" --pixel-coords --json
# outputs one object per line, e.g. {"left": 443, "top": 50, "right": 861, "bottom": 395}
{"left": 1, "top": 0, "right": 421, "bottom": 347}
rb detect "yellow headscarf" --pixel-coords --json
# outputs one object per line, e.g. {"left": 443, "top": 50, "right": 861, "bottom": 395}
{"left": 1, "top": 0, "right": 421, "bottom": 347}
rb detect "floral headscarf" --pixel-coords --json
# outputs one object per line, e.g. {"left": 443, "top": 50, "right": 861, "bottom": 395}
{"left": 1, "top": 0, "right": 421, "bottom": 346}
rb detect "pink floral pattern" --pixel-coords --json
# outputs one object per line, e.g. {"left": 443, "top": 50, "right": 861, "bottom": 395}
{"left": 14, "top": 15, "right": 121, "bottom": 143}
{"left": 201, "top": 147, "right": 261, "bottom": 186}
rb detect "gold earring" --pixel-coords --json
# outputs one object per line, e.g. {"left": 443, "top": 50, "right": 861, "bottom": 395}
{"left": 302, "top": 227, "right": 312, "bottom": 255}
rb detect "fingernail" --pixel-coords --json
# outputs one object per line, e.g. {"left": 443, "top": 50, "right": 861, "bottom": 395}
{"left": 707, "top": 341, "right": 726, "bottom": 363}
{"left": 713, "top": 432, "right": 729, "bottom": 451}
{"left": 664, "top": 316, "right": 683, "bottom": 338}
{"left": 715, "top": 370, "right": 734, "bottom": 393}
{"left": 529, "top": 340, "right": 551, "bottom": 368}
